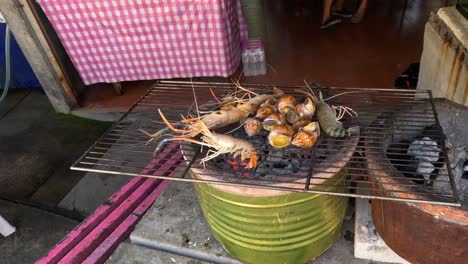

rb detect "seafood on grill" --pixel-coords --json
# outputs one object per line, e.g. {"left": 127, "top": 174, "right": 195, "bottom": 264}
{"left": 297, "top": 83, "right": 357, "bottom": 138}
{"left": 244, "top": 118, "right": 262, "bottom": 137}
{"left": 277, "top": 95, "right": 296, "bottom": 114}
{"left": 295, "top": 97, "right": 316, "bottom": 118}
{"left": 268, "top": 125, "right": 295, "bottom": 148}
{"left": 158, "top": 110, "right": 258, "bottom": 169}
{"left": 149, "top": 86, "right": 285, "bottom": 140}
{"left": 146, "top": 81, "right": 358, "bottom": 169}
{"left": 262, "top": 112, "right": 287, "bottom": 131}
{"left": 291, "top": 122, "right": 319, "bottom": 148}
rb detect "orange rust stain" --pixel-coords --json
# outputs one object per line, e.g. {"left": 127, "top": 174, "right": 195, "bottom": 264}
{"left": 435, "top": 39, "right": 451, "bottom": 95}
{"left": 452, "top": 54, "right": 463, "bottom": 97}
{"left": 445, "top": 47, "right": 457, "bottom": 99}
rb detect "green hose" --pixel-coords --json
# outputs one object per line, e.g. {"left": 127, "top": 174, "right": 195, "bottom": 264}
{"left": 0, "top": 24, "right": 11, "bottom": 103}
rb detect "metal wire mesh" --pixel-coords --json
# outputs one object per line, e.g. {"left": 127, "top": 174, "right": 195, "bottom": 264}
{"left": 72, "top": 80, "right": 461, "bottom": 206}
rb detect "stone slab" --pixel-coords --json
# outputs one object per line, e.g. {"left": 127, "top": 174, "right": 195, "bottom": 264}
{"left": 58, "top": 173, "right": 131, "bottom": 216}
{"left": 354, "top": 197, "right": 409, "bottom": 264}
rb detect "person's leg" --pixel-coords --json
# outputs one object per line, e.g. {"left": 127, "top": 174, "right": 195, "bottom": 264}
{"left": 333, "top": 0, "right": 344, "bottom": 11}
{"left": 322, "top": 0, "right": 334, "bottom": 24}
{"left": 331, "top": 0, "right": 353, "bottom": 18}
{"left": 356, "top": 0, "right": 368, "bottom": 17}
{"left": 351, "top": 0, "right": 368, "bottom": 23}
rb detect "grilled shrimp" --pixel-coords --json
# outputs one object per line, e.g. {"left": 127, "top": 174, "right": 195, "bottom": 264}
{"left": 158, "top": 111, "right": 258, "bottom": 169}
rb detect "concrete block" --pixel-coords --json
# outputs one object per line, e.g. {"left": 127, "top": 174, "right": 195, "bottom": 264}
{"left": 354, "top": 198, "right": 409, "bottom": 264}
{"left": 130, "top": 181, "right": 240, "bottom": 264}
{"left": 58, "top": 173, "right": 130, "bottom": 216}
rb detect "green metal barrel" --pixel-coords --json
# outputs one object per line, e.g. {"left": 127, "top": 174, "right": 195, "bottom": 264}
{"left": 192, "top": 172, "right": 348, "bottom": 264}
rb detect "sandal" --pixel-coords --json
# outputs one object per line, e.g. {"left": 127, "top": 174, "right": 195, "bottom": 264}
{"left": 351, "top": 14, "right": 363, "bottom": 23}
{"left": 320, "top": 16, "right": 342, "bottom": 29}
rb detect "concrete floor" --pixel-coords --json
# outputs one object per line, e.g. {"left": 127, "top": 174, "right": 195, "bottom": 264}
{"left": 0, "top": 200, "right": 78, "bottom": 264}
{"left": 0, "top": 89, "right": 127, "bottom": 263}
{"left": 0, "top": 89, "right": 111, "bottom": 211}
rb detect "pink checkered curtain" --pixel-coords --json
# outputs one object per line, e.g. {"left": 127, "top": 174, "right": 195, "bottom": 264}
{"left": 38, "top": 0, "right": 247, "bottom": 85}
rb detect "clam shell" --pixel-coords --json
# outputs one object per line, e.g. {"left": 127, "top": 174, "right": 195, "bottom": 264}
{"left": 295, "top": 97, "right": 316, "bottom": 118}
{"left": 286, "top": 110, "right": 300, "bottom": 124}
{"left": 293, "top": 116, "right": 311, "bottom": 129}
{"left": 277, "top": 95, "right": 296, "bottom": 114}
{"left": 256, "top": 105, "right": 275, "bottom": 120}
{"left": 262, "top": 112, "right": 286, "bottom": 131}
{"left": 291, "top": 130, "right": 318, "bottom": 148}
{"left": 244, "top": 118, "right": 262, "bottom": 137}
{"left": 302, "top": 121, "right": 319, "bottom": 134}
{"left": 268, "top": 131, "right": 291, "bottom": 149}
{"left": 271, "top": 124, "right": 295, "bottom": 136}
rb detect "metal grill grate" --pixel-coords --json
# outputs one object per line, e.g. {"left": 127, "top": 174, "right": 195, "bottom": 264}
{"left": 72, "top": 81, "right": 461, "bottom": 206}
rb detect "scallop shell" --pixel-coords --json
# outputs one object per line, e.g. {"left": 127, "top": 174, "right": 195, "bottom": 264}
{"left": 295, "top": 97, "right": 316, "bottom": 118}
{"left": 262, "top": 112, "right": 286, "bottom": 131}
{"left": 291, "top": 130, "right": 318, "bottom": 148}
{"left": 286, "top": 109, "right": 300, "bottom": 124}
{"left": 255, "top": 105, "right": 275, "bottom": 120}
{"left": 277, "top": 95, "right": 296, "bottom": 114}
{"left": 271, "top": 124, "right": 295, "bottom": 136}
{"left": 268, "top": 125, "right": 295, "bottom": 149}
{"left": 293, "top": 116, "right": 311, "bottom": 129}
{"left": 244, "top": 118, "right": 262, "bottom": 137}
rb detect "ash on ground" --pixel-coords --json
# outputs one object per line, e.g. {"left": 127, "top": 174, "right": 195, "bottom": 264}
{"left": 387, "top": 125, "right": 468, "bottom": 202}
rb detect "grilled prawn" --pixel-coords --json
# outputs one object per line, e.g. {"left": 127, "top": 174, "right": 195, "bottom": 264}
{"left": 158, "top": 110, "right": 258, "bottom": 169}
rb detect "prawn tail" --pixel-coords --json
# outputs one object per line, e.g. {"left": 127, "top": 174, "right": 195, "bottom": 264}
{"left": 245, "top": 151, "right": 258, "bottom": 169}
{"left": 326, "top": 127, "right": 348, "bottom": 138}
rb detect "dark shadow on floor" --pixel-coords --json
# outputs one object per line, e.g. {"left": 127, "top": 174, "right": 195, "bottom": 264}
{"left": 0, "top": 89, "right": 111, "bottom": 214}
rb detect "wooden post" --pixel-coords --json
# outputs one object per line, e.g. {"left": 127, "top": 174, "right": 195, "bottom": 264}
{"left": 0, "top": 0, "right": 78, "bottom": 113}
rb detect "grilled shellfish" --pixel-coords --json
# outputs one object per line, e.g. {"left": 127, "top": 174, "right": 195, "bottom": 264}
{"left": 291, "top": 130, "right": 318, "bottom": 148}
{"left": 268, "top": 125, "right": 295, "bottom": 148}
{"left": 244, "top": 118, "right": 262, "bottom": 137}
{"left": 262, "top": 112, "right": 286, "bottom": 131}
{"left": 277, "top": 95, "right": 296, "bottom": 114}
{"left": 295, "top": 97, "right": 316, "bottom": 118}
{"left": 255, "top": 105, "right": 275, "bottom": 120}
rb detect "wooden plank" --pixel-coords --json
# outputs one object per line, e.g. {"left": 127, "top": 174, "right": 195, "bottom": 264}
{"left": 0, "top": 0, "right": 75, "bottom": 112}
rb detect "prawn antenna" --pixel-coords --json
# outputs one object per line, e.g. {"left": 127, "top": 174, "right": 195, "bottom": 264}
{"left": 303, "top": 80, "right": 318, "bottom": 98}
{"left": 231, "top": 79, "right": 259, "bottom": 96}
{"left": 190, "top": 77, "right": 201, "bottom": 120}
{"left": 158, "top": 109, "right": 187, "bottom": 134}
